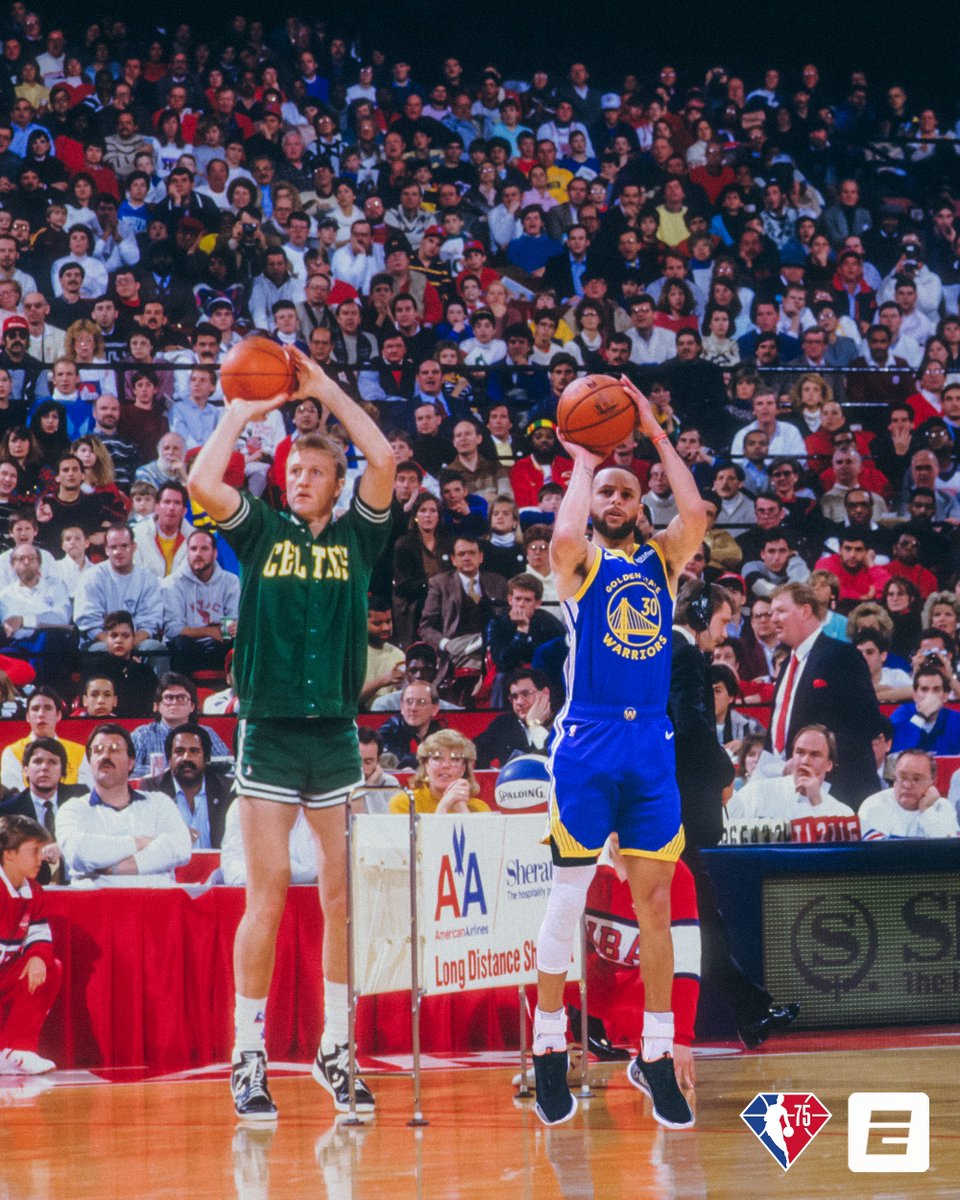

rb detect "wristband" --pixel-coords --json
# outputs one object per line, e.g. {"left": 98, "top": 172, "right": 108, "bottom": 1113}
{"left": 652, "top": 432, "right": 669, "bottom": 445}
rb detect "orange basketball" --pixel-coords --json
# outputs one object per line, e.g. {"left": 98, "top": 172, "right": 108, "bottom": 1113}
{"left": 220, "top": 336, "right": 297, "bottom": 403}
{"left": 556, "top": 374, "right": 637, "bottom": 453}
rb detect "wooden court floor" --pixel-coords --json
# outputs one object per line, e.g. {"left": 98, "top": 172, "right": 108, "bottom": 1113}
{"left": 1, "top": 1041, "right": 958, "bottom": 1200}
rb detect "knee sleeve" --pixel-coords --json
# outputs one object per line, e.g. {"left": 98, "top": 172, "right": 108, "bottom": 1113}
{"left": 536, "top": 864, "right": 596, "bottom": 975}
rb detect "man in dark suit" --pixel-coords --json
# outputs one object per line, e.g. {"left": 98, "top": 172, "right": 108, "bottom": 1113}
{"left": 670, "top": 582, "right": 799, "bottom": 1047}
{"left": 0, "top": 736, "right": 86, "bottom": 883}
{"left": 475, "top": 668, "right": 555, "bottom": 768}
{"left": 418, "top": 535, "right": 508, "bottom": 670}
{"left": 768, "top": 581, "right": 883, "bottom": 806}
{"left": 486, "top": 573, "right": 565, "bottom": 691}
{"left": 542, "top": 225, "right": 590, "bottom": 304}
{"left": 545, "top": 180, "right": 589, "bottom": 242}
{"left": 140, "top": 723, "right": 233, "bottom": 850}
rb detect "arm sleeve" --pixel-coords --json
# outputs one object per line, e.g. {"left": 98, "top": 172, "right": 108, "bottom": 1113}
{"left": 22, "top": 886, "right": 55, "bottom": 966}
{"left": 920, "top": 802, "right": 960, "bottom": 837}
{"left": 487, "top": 616, "right": 532, "bottom": 671}
{"left": 669, "top": 646, "right": 735, "bottom": 786}
{"left": 0, "top": 746, "right": 21, "bottom": 791}
{"left": 417, "top": 577, "right": 445, "bottom": 649}
{"left": 161, "top": 578, "right": 188, "bottom": 639}
{"left": 341, "top": 493, "right": 393, "bottom": 573}
{"left": 56, "top": 801, "right": 138, "bottom": 873}
{"left": 131, "top": 794, "right": 193, "bottom": 875}
{"left": 72, "top": 572, "right": 104, "bottom": 638}
{"left": 216, "top": 492, "right": 271, "bottom": 560}
{"left": 223, "top": 572, "right": 240, "bottom": 619}
{"left": 137, "top": 574, "right": 164, "bottom": 637}
{"left": 393, "top": 541, "right": 428, "bottom": 603}
{"left": 118, "top": 227, "right": 140, "bottom": 267}
{"left": 248, "top": 279, "right": 270, "bottom": 331}
{"left": 358, "top": 370, "right": 388, "bottom": 402}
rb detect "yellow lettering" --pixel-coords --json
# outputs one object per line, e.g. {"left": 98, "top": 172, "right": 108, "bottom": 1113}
{"left": 279, "top": 541, "right": 297, "bottom": 577}
{"left": 311, "top": 546, "right": 325, "bottom": 578}
{"left": 262, "top": 544, "right": 283, "bottom": 578}
{"left": 326, "top": 547, "right": 342, "bottom": 580}
{"left": 339, "top": 547, "right": 350, "bottom": 580}
{"left": 293, "top": 545, "right": 307, "bottom": 579}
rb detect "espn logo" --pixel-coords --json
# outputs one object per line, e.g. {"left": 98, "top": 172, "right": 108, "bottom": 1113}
{"left": 848, "top": 1093, "right": 929, "bottom": 1173}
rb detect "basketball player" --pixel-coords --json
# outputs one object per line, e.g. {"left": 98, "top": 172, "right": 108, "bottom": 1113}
{"left": 532, "top": 376, "right": 706, "bottom": 1129}
{"left": 189, "top": 346, "right": 395, "bottom": 1121}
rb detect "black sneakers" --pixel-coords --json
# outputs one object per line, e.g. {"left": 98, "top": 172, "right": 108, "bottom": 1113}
{"left": 312, "top": 1032, "right": 376, "bottom": 1114}
{"left": 231, "top": 1051, "right": 278, "bottom": 1122}
{"left": 627, "top": 1054, "right": 694, "bottom": 1129}
{"left": 533, "top": 1049, "right": 578, "bottom": 1126}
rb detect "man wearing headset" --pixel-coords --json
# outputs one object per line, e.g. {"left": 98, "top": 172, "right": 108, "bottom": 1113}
{"left": 670, "top": 579, "right": 800, "bottom": 1050}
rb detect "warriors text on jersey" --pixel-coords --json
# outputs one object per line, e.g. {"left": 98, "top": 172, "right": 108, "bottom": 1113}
{"left": 547, "top": 540, "right": 683, "bottom": 861}
{"left": 218, "top": 492, "right": 391, "bottom": 720}
{"left": 560, "top": 540, "right": 673, "bottom": 712}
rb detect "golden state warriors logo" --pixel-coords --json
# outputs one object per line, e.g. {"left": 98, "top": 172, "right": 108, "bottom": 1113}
{"left": 602, "top": 578, "right": 667, "bottom": 661}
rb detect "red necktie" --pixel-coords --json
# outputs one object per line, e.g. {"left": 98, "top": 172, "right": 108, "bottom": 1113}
{"left": 774, "top": 653, "right": 799, "bottom": 755}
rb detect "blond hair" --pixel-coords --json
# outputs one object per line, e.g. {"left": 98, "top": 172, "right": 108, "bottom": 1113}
{"left": 788, "top": 371, "right": 833, "bottom": 413}
{"left": 413, "top": 729, "right": 480, "bottom": 797}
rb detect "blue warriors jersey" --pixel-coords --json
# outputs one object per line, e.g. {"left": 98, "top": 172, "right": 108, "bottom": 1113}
{"left": 560, "top": 540, "right": 674, "bottom": 713}
{"left": 547, "top": 540, "right": 684, "bottom": 863}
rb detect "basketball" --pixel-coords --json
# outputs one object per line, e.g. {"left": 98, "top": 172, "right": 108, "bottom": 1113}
{"left": 220, "top": 336, "right": 297, "bottom": 403}
{"left": 556, "top": 374, "right": 638, "bottom": 453}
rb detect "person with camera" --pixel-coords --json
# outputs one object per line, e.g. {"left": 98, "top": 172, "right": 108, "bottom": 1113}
{"left": 890, "top": 660, "right": 960, "bottom": 755}
{"left": 226, "top": 206, "right": 269, "bottom": 285}
{"left": 877, "top": 237, "right": 943, "bottom": 330}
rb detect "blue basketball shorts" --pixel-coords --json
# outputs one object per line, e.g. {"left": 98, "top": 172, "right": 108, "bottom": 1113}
{"left": 547, "top": 702, "right": 684, "bottom": 864}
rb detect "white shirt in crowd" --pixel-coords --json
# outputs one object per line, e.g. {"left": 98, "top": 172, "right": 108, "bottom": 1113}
{"left": 57, "top": 789, "right": 193, "bottom": 882}
{"left": 730, "top": 420, "right": 807, "bottom": 460}
{"left": 220, "top": 802, "right": 317, "bottom": 885}
{"left": 726, "top": 774, "right": 855, "bottom": 821}
{"left": 860, "top": 788, "right": 960, "bottom": 839}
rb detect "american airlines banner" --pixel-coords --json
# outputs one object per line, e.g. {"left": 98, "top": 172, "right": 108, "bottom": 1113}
{"left": 351, "top": 814, "right": 580, "bottom": 997}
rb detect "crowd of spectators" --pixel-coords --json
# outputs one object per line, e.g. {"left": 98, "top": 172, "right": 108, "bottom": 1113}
{"left": 0, "top": 13, "right": 953, "bottom": 870}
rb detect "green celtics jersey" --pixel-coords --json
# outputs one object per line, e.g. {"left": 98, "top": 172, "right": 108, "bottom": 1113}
{"left": 218, "top": 492, "right": 391, "bottom": 719}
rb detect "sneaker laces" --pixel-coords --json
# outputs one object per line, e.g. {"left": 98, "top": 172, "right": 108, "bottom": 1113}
{"left": 236, "top": 1056, "right": 270, "bottom": 1100}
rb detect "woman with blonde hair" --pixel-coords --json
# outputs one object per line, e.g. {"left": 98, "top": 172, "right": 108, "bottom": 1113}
{"left": 482, "top": 278, "right": 526, "bottom": 338}
{"left": 788, "top": 372, "right": 833, "bottom": 434}
{"left": 923, "top": 590, "right": 960, "bottom": 640}
{"left": 389, "top": 730, "right": 490, "bottom": 814}
{"left": 65, "top": 319, "right": 114, "bottom": 396}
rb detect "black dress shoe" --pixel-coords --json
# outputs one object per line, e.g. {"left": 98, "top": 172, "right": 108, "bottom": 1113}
{"left": 738, "top": 1003, "right": 800, "bottom": 1049}
{"left": 567, "top": 1006, "right": 631, "bottom": 1062}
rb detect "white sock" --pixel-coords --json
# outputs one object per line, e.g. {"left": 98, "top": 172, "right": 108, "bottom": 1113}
{"left": 642, "top": 1010, "right": 674, "bottom": 1061}
{"left": 533, "top": 1005, "right": 567, "bottom": 1055}
{"left": 233, "top": 994, "right": 268, "bottom": 1061}
{"left": 323, "top": 979, "right": 350, "bottom": 1046}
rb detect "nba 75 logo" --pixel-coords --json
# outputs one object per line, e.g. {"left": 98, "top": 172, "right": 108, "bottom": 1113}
{"left": 740, "top": 1092, "right": 832, "bottom": 1170}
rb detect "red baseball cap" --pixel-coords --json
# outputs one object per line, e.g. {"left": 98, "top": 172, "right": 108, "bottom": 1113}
{"left": 3, "top": 315, "right": 28, "bottom": 334}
